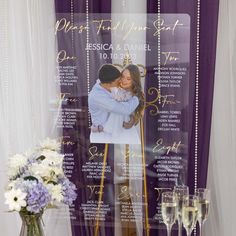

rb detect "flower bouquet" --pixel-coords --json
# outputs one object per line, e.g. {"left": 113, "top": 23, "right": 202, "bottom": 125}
{"left": 4, "top": 138, "right": 77, "bottom": 236}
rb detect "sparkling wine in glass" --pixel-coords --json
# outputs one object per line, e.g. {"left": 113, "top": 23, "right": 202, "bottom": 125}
{"left": 161, "top": 192, "right": 177, "bottom": 236}
{"left": 174, "top": 185, "right": 189, "bottom": 236}
{"left": 195, "top": 188, "right": 210, "bottom": 236}
{"left": 182, "top": 195, "right": 198, "bottom": 236}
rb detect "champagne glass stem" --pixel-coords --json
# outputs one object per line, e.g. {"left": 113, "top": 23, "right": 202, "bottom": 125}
{"left": 167, "top": 225, "right": 172, "bottom": 236}
{"left": 178, "top": 220, "right": 182, "bottom": 236}
{"left": 199, "top": 222, "right": 202, "bottom": 236}
{"left": 186, "top": 229, "right": 191, "bottom": 236}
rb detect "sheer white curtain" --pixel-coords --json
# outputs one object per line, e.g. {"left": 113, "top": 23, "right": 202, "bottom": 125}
{"left": 205, "top": 0, "right": 236, "bottom": 235}
{"left": 0, "top": 0, "right": 71, "bottom": 235}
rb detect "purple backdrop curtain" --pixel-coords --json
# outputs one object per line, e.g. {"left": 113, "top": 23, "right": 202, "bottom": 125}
{"left": 54, "top": 0, "right": 219, "bottom": 235}
{"left": 145, "top": 0, "right": 219, "bottom": 235}
{"left": 147, "top": 0, "right": 219, "bottom": 192}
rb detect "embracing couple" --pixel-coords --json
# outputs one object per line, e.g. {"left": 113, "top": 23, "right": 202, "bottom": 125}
{"left": 88, "top": 64, "right": 144, "bottom": 144}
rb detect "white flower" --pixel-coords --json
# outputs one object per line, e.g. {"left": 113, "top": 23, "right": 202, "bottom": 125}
{"left": 47, "top": 184, "right": 63, "bottom": 203}
{"left": 5, "top": 189, "right": 27, "bottom": 211}
{"left": 40, "top": 138, "right": 61, "bottom": 151}
{"left": 9, "top": 154, "right": 27, "bottom": 168}
{"left": 27, "top": 163, "right": 44, "bottom": 177}
{"left": 6, "top": 180, "right": 19, "bottom": 190}
{"left": 40, "top": 150, "right": 64, "bottom": 166}
{"left": 23, "top": 148, "right": 35, "bottom": 159}
{"left": 29, "top": 162, "right": 64, "bottom": 180}
{"left": 30, "top": 149, "right": 64, "bottom": 180}
{"left": 8, "top": 154, "right": 28, "bottom": 177}
{"left": 48, "top": 166, "right": 64, "bottom": 177}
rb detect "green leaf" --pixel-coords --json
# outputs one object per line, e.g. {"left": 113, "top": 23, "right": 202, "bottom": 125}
{"left": 47, "top": 181, "right": 57, "bottom": 185}
{"left": 24, "top": 176, "right": 38, "bottom": 182}
{"left": 36, "top": 155, "right": 46, "bottom": 161}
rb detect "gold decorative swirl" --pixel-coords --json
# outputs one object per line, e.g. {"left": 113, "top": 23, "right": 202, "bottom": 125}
{"left": 145, "top": 87, "right": 161, "bottom": 116}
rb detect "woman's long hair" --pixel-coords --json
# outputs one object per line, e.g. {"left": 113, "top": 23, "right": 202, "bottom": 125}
{"left": 122, "top": 64, "right": 145, "bottom": 125}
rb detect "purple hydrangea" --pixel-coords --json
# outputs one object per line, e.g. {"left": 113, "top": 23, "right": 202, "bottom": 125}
{"left": 20, "top": 180, "right": 51, "bottom": 213}
{"left": 59, "top": 178, "right": 77, "bottom": 206}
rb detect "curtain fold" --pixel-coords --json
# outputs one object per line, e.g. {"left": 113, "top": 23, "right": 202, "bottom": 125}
{"left": 0, "top": 0, "right": 72, "bottom": 235}
{"left": 0, "top": 1, "right": 12, "bottom": 235}
{"left": 205, "top": 0, "right": 236, "bottom": 235}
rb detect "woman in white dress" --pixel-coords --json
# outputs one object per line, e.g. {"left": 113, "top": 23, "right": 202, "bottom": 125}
{"left": 103, "top": 64, "right": 145, "bottom": 144}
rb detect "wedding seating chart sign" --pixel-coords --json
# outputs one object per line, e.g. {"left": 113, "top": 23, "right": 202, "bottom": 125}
{"left": 54, "top": 0, "right": 219, "bottom": 235}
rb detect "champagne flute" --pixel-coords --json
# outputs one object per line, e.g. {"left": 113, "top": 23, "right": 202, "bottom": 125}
{"left": 174, "top": 185, "right": 189, "bottom": 236}
{"left": 161, "top": 192, "right": 177, "bottom": 236}
{"left": 195, "top": 188, "right": 210, "bottom": 236}
{"left": 182, "top": 195, "right": 198, "bottom": 236}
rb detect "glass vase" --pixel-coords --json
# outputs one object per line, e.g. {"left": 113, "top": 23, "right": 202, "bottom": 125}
{"left": 19, "top": 211, "right": 45, "bottom": 236}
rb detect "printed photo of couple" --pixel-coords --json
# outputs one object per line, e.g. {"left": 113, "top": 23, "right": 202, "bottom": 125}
{"left": 88, "top": 63, "right": 145, "bottom": 144}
